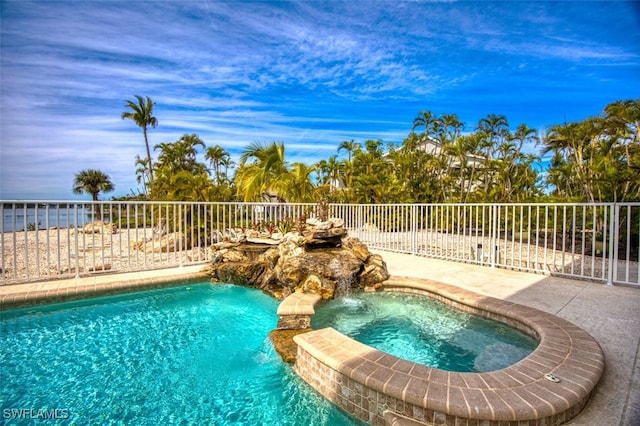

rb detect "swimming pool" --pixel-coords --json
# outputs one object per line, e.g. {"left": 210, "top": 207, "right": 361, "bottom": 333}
{"left": 0, "top": 284, "right": 362, "bottom": 425}
{"left": 311, "top": 291, "right": 538, "bottom": 372}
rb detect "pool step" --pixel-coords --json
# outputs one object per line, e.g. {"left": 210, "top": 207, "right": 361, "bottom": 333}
{"left": 276, "top": 292, "right": 323, "bottom": 329}
{"left": 270, "top": 292, "right": 324, "bottom": 363}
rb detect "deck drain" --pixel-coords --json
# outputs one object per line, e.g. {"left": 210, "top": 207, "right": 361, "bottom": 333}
{"left": 544, "top": 373, "right": 561, "bottom": 383}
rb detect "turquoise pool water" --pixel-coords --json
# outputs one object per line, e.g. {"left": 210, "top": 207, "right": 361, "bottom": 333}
{"left": 0, "top": 284, "right": 361, "bottom": 425}
{"left": 312, "top": 292, "right": 538, "bottom": 373}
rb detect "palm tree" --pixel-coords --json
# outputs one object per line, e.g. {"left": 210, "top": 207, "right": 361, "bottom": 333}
{"left": 134, "top": 155, "right": 150, "bottom": 195}
{"left": 437, "top": 113, "right": 464, "bottom": 144}
{"left": 274, "top": 162, "right": 317, "bottom": 202}
{"left": 337, "top": 139, "right": 361, "bottom": 163}
{"left": 604, "top": 98, "right": 640, "bottom": 144}
{"left": 235, "top": 141, "right": 289, "bottom": 201}
{"left": 476, "top": 113, "right": 509, "bottom": 157}
{"left": 150, "top": 134, "right": 209, "bottom": 200}
{"left": 473, "top": 114, "right": 509, "bottom": 195}
{"left": 219, "top": 156, "right": 235, "bottom": 183}
{"left": 542, "top": 119, "right": 604, "bottom": 203}
{"left": 511, "top": 124, "right": 538, "bottom": 152}
{"left": 154, "top": 134, "right": 206, "bottom": 174}
{"left": 205, "top": 145, "right": 230, "bottom": 183}
{"left": 402, "top": 131, "right": 422, "bottom": 152}
{"left": 325, "top": 155, "right": 343, "bottom": 189}
{"left": 455, "top": 133, "right": 485, "bottom": 202}
{"left": 72, "top": 169, "right": 115, "bottom": 201}
{"left": 121, "top": 95, "right": 158, "bottom": 181}
{"left": 603, "top": 99, "right": 640, "bottom": 200}
{"left": 159, "top": 170, "right": 215, "bottom": 202}
{"left": 412, "top": 110, "right": 438, "bottom": 136}
{"left": 337, "top": 140, "right": 361, "bottom": 190}
{"left": 315, "top": 159, "right": 329, "bottom": 184}
{"left": 72, "top": 169, "right": 115, "bottom": 219}
{"left": 348, "top": 139, "right": 398, "bottom": 203}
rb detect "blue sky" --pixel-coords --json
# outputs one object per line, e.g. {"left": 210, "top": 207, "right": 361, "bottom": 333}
{"left": 1, "top": 0, "right": 638, "bottom": 200}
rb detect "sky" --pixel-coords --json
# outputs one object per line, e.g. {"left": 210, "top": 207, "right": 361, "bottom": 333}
{"left": 1, "top": 0, "right": 638, "bottom": 200}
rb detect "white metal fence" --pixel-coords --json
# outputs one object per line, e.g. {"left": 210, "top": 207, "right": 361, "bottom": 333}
{"left": 336, "top": 203, "right": 639, "bottom": 286}
{"left": 1, "top": 201, "right": 638, "bottom": 286}
{"left": 0, "top": 201, "right": 315, "bottom": 284}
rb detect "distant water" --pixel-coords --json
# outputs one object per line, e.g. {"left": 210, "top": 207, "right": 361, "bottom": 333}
{"left": 1, "top": 206, "right": 93, "bottom": 232}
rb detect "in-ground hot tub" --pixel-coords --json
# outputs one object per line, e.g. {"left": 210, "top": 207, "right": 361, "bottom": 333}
{"left": 311, "top": 289, "right": 539, "bottom": 373}
{"left": 293, "top": 276, "right": 604, "bottom": 426}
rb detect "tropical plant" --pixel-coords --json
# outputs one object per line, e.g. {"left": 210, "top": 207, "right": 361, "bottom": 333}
{"left": 154, "top": 170, "right": 215, "bottom": 202}
{"left": 337, "top": 139, "right": 361, "bottom": 163}
{"left": 476, "top": 114, "right": 509, "bottom": 155}
{"left": 602, "top": 98, "right": 640, "bottom": 201}
{"left": 436, "top": 113, "right": 464, "bottom": 145}
{"left": 150, "top": 134, "right": 211, "bottom": 200}
{"left": 315, "top": 155, "right": 343, "bottom": 194}
{"left": 205, "top": 145, "right": 231, "bottom": 184}
{"left": 275, "top": 162, "right": 318, "bottom": 202}
{"left": 235, "top": 142, "right": 289, "bottom": 201}
{"left": 72, "top": 169, "right": 115, "bottom": 201}
{"left": 412, "top": 110, "right": 438, "bottom": 136}
{"left": 134, "top": 155, "right": 151, "bottom": 195}
{"left": 348, "top": 139, "right": 408, "bottom": 203}
{"left": 121, "top": 95, "right": 158, "bottom": 181}
{"left": 118, "top": 96, "right": 637, "bottom": 205}
{"left": 154, "top": 134, "right": 206, "bottom": 174}
{"left": 541, "top": 99, "right": 640, "bottom": 202}
{"left": 542, "top": 118, "right": 603, "bottom": 203}
{"left": 72, "top": 169, "right": 115, "bottom": 219}
{"left": 277, "top": 218, "right": 294, "bottom": 235}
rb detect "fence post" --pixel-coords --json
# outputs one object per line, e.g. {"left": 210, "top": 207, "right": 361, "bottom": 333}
{"left": 608, "top": 203, "right": 617, "bottom": 286}
{"left": 490, "top": 204, "right": 498, "bottom": 268}
{"left": 73, "top": 203, "right": 80, "bottom": 279}
{"left": 411, "top": 204, "right": 417, "bottom": 256}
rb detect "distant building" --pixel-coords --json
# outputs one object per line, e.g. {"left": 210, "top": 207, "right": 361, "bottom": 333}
{"left": 415, "top": 135, "right": 485, "bottom": 193}
{"left": 416, "top": 135, "right": 484, "bottom": 169}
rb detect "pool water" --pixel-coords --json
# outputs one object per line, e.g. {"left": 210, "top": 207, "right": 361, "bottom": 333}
{"left": 0, "top": 284, "right": 362, "bottom": 425}
{"left": 312, "top": 292, "right": 538, "bottom": 372}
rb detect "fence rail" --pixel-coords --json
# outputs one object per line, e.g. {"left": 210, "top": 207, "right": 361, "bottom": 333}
{"left": 2, "top": 201, "right": 638, "bottom": 286}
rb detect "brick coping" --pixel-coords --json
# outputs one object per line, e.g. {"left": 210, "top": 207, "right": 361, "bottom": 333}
{"left": 293, "top": 276, "right": 605, "bottom": 424}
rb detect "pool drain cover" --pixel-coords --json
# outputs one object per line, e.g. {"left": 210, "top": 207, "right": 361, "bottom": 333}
{"left": 544, "top": 373, "right": 561, "bottom": 383}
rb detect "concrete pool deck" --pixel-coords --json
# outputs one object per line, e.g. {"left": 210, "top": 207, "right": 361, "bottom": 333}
{"left": 1, "top": 252, "right": 638, "bottom": 425}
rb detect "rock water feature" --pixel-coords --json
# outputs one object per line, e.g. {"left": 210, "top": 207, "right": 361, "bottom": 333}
{"left": 204, "top": 216, "right": 389, "bottom": 362}
{"left": 205, "top": 217, "right": 388, "bottom": 300}
{"left": 333, "top": 276, "right": 353, "bottom": 298}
